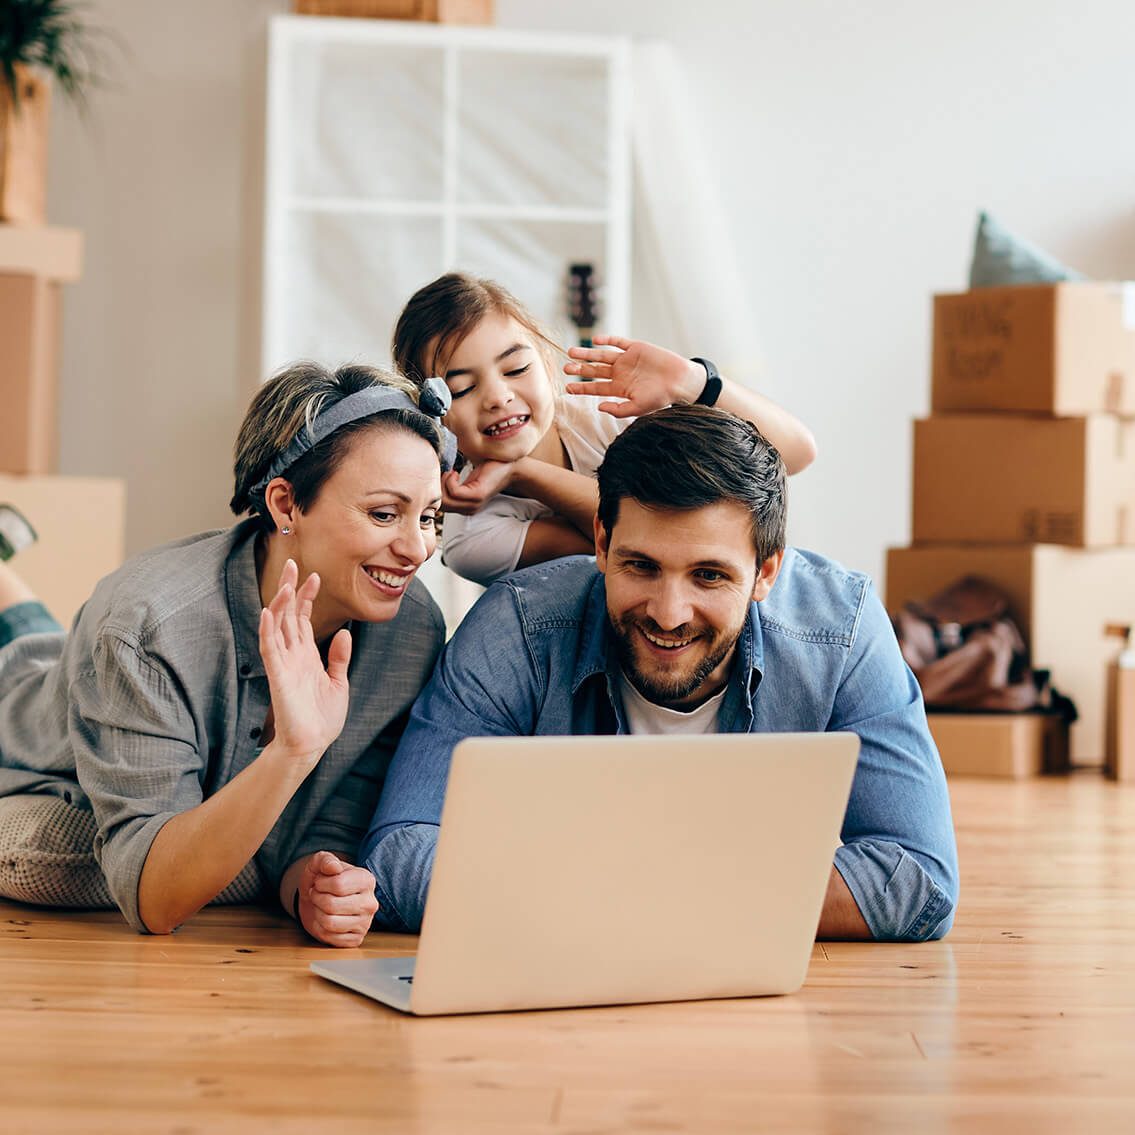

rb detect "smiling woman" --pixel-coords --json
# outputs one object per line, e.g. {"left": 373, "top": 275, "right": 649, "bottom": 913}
{"left": 0, "top": 362, "right": 455, "bottom": 947}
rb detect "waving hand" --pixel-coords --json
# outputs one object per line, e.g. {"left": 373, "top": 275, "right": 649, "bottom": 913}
{"left": 258, "top": 559, "right": 352, "bottom": 769}
{"left": 563, "top": 335, "right": 704, "bottom": 419}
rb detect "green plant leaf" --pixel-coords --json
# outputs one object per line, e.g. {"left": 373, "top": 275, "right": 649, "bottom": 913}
{"left": 0, "top": 0, "right": 106, "bottom": 109}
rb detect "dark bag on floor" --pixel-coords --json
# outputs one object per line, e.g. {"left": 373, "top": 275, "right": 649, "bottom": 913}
{"left": 892, "top": 576, "right": 1075, "bottom": 718}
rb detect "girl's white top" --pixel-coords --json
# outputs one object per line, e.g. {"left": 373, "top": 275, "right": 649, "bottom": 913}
{"left": 441, "top": 395, "right": 630, "bottom": 587}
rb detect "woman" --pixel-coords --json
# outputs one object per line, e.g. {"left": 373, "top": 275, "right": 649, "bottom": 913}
{"left": 392, "top": 272, "right": 817, "bottom": 588}
{"left": 0, "top": 362, "right": 455, "bottom": 947}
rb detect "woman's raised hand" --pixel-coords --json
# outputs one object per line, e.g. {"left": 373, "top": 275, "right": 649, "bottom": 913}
{"left": 258, "top": 559, "right": 352, "bottom": 769}
{"left": 563, "top": 335, "right": 706, "bottom": 418}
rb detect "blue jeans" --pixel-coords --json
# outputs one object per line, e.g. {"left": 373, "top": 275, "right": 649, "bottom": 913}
{"left": 0, "top": 601, "right": 63, "bottom": 650}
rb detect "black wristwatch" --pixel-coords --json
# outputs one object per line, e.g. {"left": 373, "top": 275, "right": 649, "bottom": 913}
{"left": 691, "top": 357, "right": 723, "bottom": 407}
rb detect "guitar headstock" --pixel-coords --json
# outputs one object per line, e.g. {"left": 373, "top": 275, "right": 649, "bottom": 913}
{"left": 567, "top": 262, "right": 600, "bottom": 348}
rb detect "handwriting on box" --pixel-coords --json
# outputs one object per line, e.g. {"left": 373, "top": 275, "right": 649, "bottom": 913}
{"left": 940, "top": 296, "right": 1014, "bottom": 383}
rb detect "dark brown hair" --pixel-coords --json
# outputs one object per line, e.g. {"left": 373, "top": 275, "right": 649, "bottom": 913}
{"left": 393, "top": 272, "right": 560, "bottom": 387}
{"left": 596, "top": 405, "right": 787, "bottom": 563}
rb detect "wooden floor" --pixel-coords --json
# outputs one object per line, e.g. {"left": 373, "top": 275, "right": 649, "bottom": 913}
{"left": 3, "top": 774, "right": 1134, "bottom": 1134}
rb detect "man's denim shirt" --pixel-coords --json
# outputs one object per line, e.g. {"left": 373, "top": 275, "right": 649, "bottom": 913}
{"left": 361, "top": 550, "right": 959, "bottom": 942}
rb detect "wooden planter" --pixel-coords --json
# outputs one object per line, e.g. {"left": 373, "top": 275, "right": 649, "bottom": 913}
{"left": 0, "top": 65, "right": 51, "bottom": 225}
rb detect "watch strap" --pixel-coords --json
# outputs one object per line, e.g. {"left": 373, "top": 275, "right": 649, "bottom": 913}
{"left": 691, "top": 357, "right": 723, "bottom": 407}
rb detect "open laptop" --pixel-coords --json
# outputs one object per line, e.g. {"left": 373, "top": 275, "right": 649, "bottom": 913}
{"left": 311, "top": 732, "right": 859, "bottom": 1015}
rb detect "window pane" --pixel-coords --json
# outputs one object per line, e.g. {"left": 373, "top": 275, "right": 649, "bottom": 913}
{"left": 274, "top": 212, "right": 444, "bottom": 369}
{"left": 457, "top": 52, "right": 609, "bottom": 210}
{"left": 287, "top": 42, "right": 444, "bottom": 202}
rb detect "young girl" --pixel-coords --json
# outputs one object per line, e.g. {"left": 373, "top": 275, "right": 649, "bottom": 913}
{"left": 393, "top": 272, "right": 817, "bottom": 588}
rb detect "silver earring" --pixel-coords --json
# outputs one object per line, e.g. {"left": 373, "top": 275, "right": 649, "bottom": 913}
{"left": 280, "top": 526, "right": 292, "bottom": 535}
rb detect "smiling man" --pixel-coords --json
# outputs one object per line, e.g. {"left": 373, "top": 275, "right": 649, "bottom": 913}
{"left": 361, "top": 405, "right": 958, "bottom": 942}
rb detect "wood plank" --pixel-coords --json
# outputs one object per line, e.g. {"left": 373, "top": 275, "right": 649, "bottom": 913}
{"left": 1, "top": 776, "right": 1134, "bottom": 1133}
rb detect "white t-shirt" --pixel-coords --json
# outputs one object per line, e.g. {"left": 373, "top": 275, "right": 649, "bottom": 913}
{"left": 441, "top": 395, "right": 630, "bottom": 587}
{"left": 617, "top": 670, "right": 727, "bottom": 735}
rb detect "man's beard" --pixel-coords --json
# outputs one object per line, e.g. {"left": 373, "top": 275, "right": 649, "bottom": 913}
{"left": 609, "top": 613, "right": 745, "bottom": 710}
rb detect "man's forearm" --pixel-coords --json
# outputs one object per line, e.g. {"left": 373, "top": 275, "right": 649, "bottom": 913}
{"left": 832, "top": 839, "right": 956, "bottom": 941}
{"left": 816, "top": 864, "right": 872, "bottom": 940}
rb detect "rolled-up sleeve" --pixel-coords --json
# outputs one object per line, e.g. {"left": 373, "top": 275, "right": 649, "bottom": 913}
{"left": 70, "top": 631, "right": 204, "bottom": 932}
{"left": 828, "top": 588, "right": 959, "bottom": 941}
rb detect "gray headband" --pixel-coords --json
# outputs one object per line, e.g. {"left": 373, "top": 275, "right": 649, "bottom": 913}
{"left": 249, "top": 376, "right": 457, "bottom": 514}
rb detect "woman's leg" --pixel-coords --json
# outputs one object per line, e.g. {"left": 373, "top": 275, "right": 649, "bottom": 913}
{"left": 0, "top": 561, "right": 38, "bottom": 610}
{"left": 0, "top": 510, "right": 103, "bottom": 908}
{"left": 0, "top": 535, "right": 63, "bottom": 648}
{"left": 0, "top": 564, "right": 61, "bottom": 647}
{"left": 0, "top": 504, "right": 40, "bottom": 611}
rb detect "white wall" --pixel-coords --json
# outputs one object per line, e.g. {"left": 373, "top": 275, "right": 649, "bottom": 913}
{"left": 497, "top": 0, "right": 1135, "bottom": 581}
{"left": 49, "top": 0, "right": 287, "bottom": 551}
{"left": 49, "top": 0, "right": 1135, "bottom": 586}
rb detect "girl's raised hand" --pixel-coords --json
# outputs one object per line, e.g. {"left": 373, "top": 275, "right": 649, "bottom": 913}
{"left": 564, "top": 335, "right": 705, "bottom": 418}
{"left": 257, "top": 559, "right": 352, "bottom": 770}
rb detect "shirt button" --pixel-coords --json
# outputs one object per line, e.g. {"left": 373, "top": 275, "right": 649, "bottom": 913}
{"left": 250, "top": 727, "right": 261, "bottom": 740}
{"left": 240, "top": 663, "right": 252, "bottom": 677}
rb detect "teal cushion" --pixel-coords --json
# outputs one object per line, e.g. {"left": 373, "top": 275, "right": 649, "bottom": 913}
{"left": 969, "top": 211, "right": 1085, "bottom": 288}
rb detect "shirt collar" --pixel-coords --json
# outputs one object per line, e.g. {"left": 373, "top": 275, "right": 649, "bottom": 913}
{"left": 742, "top": 600, "right": 766, "bottom": 694}
{"left": 571, "top": 571, "right": 613, "bottom": 696}
{"left": 225, "top": 519, "right": 268, "bottom": 680}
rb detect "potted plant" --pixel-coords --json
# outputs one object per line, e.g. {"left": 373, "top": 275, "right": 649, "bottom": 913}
{"left": 1, "top": 1, "right": 99, "bottom": 224}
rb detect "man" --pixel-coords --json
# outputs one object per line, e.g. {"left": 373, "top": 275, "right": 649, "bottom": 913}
{"left": 361, "top": 405, "right": 958, "bottom": 941}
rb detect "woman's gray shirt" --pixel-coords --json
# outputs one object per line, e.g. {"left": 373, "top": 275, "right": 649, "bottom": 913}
{"left": 0, "top": 519, "right": 445, "bottom": 931}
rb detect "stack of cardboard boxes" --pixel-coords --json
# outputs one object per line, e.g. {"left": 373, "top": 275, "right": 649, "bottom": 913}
{"left": 0, "top": 224, "right": 125, "bottom": 624}
{"left": 886, "top": 282, "right": 1135, "bottom": 777}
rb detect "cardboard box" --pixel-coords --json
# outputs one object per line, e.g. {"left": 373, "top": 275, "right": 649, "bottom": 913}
{"left": 886, "top": 543, "right": 1135, "bottom": 765}
{"left": 927, "top": 712, "right": 1069, "bottom": 779}
{"left": 292, "top": 0, "right": 493, "bottom": 22}
{"left": 911, "top": 414, "right": 1135, "bottom": 547}
{"left": 0, "top": 273, "right": 61, "bottom": 474}
{"left": 0, "top": 224, "right": 83, "bottom": 282}
{"left": 0, "top": 474, "right": 126, "bottom": 626}
{"left": 1105, "top": 656, "right": 1135, "bottom": 782}
{"left": 0, "top": 67, "right": 50, "bottom": 226}
{"left": 932, "top": 283, "right": 1135, "bottom": 416}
